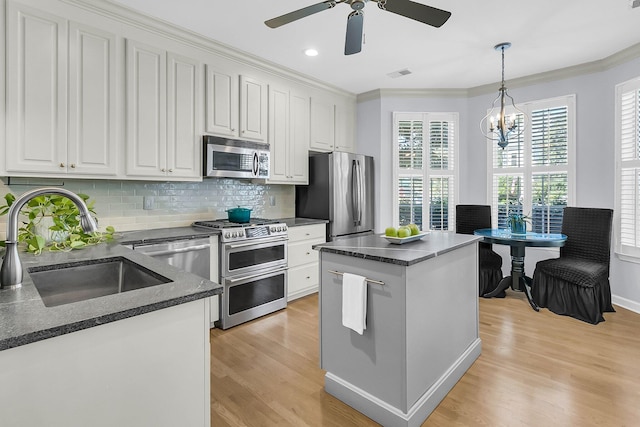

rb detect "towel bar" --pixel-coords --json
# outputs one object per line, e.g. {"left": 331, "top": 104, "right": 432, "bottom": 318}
{"left": 328, "top": 270, "right": 385, "bottom": 286}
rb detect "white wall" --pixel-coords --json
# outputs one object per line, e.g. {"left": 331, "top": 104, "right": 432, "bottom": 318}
{"left": 357, "top": 55, "right": 640, "bottom": 312}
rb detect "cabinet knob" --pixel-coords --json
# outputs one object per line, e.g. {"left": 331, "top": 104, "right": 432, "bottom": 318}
{"left": 306, "top": 252, "right": 310, "bottom": 255}
{"left": 161, "top": 168, "right": 166, "bottom": 172}
{"left": 168, "top": 169, "right": 173, "bottom": 173}
{"left": 231, "top": 128, "right": 236, "bottom": 132}
{"left": 59, "top": 163, "right": 65, "bottom": 168}
{"left": 70, "top": 164, "right": 76, "bottom": 169}
{"left": 306, "top": 276, "right": 310, "bottom": 279}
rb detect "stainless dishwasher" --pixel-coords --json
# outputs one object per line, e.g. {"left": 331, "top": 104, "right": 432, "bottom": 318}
{"left": 127, "top": 237, "right": 211, "bottom": 282}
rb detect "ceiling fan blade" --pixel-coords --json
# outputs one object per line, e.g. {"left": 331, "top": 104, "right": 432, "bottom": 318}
{"left": 378, "top": 0, "right": 451, "bottom": 28}
{"left": 265, "top": 1, "right": 338, "bottom": 28}
{"left": 344, "top": 11, "right": 364, "bottom": 55}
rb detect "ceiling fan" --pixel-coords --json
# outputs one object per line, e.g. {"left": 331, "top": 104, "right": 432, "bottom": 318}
{"left": 265, "top": 0, "right": 451, "bottom": 55}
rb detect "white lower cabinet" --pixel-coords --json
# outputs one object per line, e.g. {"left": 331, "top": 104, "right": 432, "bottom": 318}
{"left": 287, "top": 223, "right": 326, "bottom": 301}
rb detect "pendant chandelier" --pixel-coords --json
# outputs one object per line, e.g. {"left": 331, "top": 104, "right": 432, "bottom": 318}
{"left": 480, "top": 42, "right": 526, "bottom": 149}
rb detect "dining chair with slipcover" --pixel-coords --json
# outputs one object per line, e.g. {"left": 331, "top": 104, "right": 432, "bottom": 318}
{"left": 455, "top": 204, "right": 504, "bottom": 297}
{"left": 531, "top": 207, "right": 615, "bottom": 324}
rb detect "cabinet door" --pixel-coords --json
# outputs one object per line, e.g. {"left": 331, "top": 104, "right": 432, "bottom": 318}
{"left": 290, "top": 91, "right": 310, "bottom": 184}
{"left": 5, "top": 3, "right": 67, "bottom": 174}
{"left": 268, "top": 86, "right": 289, "bottom": 182}
{"left": 310, "top": 97, "right": 335, "bottom": 152}
{"left": 240, "top": 75, "right": 267, "bottom": 142}
{"left": 205, "top": 65, "right": 238, "bottom": 138}
{"left": 335, "top": 100, "right": 356, "bottom": 153}
{"left": 167, "top": 53, "right": 201, "bottom": 179}
{"left": 68, "top": 23, "right": 118, "bottom": 176}
{"left": 125, "top": 39, "right": 167, "bottom": 177}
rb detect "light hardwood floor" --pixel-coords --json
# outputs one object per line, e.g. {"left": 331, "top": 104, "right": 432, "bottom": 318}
{"left": 210, "top": 291, "right": 640, "bottom": 426}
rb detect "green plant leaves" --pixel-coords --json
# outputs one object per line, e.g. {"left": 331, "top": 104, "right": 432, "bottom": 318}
{"left": 0, "top": 192, "right": 116, "bottom": 254}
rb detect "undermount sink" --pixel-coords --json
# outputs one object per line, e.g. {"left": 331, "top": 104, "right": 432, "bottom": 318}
{"left": 28, "top": 257, "right": 172, "bottom": 307}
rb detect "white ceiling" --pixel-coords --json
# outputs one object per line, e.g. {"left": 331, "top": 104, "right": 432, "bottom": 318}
{"left": 111, "top": 0, "right": 640, "bottom": 95}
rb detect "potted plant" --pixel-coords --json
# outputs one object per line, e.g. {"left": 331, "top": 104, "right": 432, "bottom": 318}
{"left": 0, "top": 192, "right": 115, "bottom": 255}
{"left": 507, "top": 213, "right": 529, "bottom": 235}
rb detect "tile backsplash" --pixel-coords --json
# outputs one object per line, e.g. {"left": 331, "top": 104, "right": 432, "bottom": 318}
{"left": 0, "top": 177, "right": 295, "bottom": 240}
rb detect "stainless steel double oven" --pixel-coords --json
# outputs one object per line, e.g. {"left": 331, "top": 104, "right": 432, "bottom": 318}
{"left": 193, "top": 219, "right": 288, "bottom": 329}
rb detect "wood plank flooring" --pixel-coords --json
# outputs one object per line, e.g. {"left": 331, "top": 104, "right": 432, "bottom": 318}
{"left": 210, "top": 291, "right": 640, "bottom": 426}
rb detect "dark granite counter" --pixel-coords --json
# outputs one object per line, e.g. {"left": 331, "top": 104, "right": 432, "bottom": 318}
{"left": 313, "top": 231, "right": 481, "bottom": 266}
{"left": 0, "top": 241, "right": 221, "bottom": 351}
{"left": 119, "top": 226, "right": 218, "bottom": 246}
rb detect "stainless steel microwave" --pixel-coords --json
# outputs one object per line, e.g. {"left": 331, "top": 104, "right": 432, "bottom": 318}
{"left": 203, "top": 135, "right": 270, "bottom": 179}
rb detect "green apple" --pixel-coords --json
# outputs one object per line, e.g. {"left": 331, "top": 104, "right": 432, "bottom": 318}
{"left": 397, "top": 226, "right": 411, "bottom": 238}
{"left": 408, "top": 223, "right": 420, "bottom": 235}
{"left": 385, "top": 227, "right": 398, "bottom": 237}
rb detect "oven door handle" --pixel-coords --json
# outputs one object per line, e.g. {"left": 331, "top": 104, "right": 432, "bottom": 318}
{"left": 226, "top": 266, "right": 287, "bottom": 284}
{"left": 227, "top": 237, "right": 287, "bottom": 249}
{"left": 137, "top": 243, "right": 210, "bottom": 257}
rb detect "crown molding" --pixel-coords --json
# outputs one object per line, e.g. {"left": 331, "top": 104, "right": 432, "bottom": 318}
{"left": 60, "top": 0, "right": 355, "bottom": 98}
{"left": 357, "top": 88, "right": 469, "bottom": 102}
{"left": 361, "top": 42, "right": 640, "bottom": 100}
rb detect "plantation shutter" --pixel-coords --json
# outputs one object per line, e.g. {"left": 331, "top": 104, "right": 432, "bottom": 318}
{"left": 530, "top": 106, "right": 569, "bottom": 233}
{"left": 488, "top": 95, "right": 574, "bottom": 232}
{"left": 396, "top": 119, "right": 424, "bottom": 228}
{"left": 393, "top": 113, "right": 458, "bottom": 231}
{"left": 618, "top": 83, "right": 640, "bottom": 256}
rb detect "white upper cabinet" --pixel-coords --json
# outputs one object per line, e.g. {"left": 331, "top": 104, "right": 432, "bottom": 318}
{"left": 240, "top": 75, "right": 268, "bottom": 142}
{"left": 5, "top": 2, "right": 118, "bottom": 176}
{"left": 310, "top": 97, "right": 335, "bottom": 152}
{"left": 205, "top": 67, "right": 267, "bottom": 142}
{"left": 310, "top": 95, "right": 356, "bottom": 153}
{"left": 205, "top": 66, "right": 238, "bottom": 138}
{"left": 267, "top": 86, "right": 309, "bottom": 184}
{"left": 125, "top": 40, "right": 200, "bottom": 180}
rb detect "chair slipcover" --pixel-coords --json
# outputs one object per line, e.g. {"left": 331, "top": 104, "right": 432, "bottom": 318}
{"left": 455, "top": 205, "right": 503, "bottom": 296}
{"left": 531, "top": 207, "right": 615, "bottom": 324}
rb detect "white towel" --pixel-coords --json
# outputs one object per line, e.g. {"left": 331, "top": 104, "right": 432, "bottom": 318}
{"left": 342, "top": 272, "right": 367, "bottom": 335}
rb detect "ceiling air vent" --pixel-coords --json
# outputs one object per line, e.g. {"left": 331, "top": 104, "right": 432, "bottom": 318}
{"left": 387, "top": 68, "right": 412, "bottom": 78}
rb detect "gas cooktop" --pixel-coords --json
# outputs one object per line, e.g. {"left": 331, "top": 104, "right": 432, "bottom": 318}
{"left": 192, "top": 218, "right": 288, "bottom": 242}
{"left": 192, "top": 218, "right": 279, "bottom": 229}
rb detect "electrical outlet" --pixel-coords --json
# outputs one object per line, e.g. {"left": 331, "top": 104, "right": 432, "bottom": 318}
{"left": 269, "top": 196, "right": 276, "bottom": 206}
{"left": 143, "top": 196, "right": 155, "bottom": 210}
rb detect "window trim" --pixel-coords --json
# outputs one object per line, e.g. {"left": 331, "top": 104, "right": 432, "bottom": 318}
{"left": 392, "top": 112, "right": 459, "bottom": 230}
{"left": 485, "top": 94, "right": 576, "bottom": 230}
{"left": 614, "top": 76, "right": 640, "bottom": 260}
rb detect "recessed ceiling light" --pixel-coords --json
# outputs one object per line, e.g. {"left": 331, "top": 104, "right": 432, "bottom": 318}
{"left": 304, "top": 48, "right": 319, "bottom": 57}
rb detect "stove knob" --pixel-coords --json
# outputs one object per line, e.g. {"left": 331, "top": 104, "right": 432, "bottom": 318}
{"left": 232, "top": 231, "right": 238, "bottom": 238}
{"left": 224, "top": 232, "right": 231, "bottom": 239}
{"left": 283, "top": 225, "right": 288, "bottom": 231}
{"left": 270, "top": 226, "right": 276, "bottom": 232}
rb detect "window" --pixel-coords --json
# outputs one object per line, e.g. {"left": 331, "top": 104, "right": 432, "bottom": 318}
{"left": 393, "top": 112, "right": 458, "bottom": 231}
{"left": 615, "top": 77, "right": 640, "bottom": 260}
{"left": 487, "top": 95, "right": 576, "bottom": 232}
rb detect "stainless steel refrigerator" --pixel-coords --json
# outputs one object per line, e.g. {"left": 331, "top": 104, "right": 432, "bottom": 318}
{"left": 296, "top": 152, "right": 374, "bottom": 241}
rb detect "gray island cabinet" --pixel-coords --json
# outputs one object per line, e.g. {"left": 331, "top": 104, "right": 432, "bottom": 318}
{"left": 315, "top": 232, "right": 482, "bottom": 427}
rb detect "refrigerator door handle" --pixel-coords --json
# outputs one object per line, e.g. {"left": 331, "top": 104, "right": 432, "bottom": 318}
{"left": 357, "top": 160, "right": 364, "bottom": 226}
{"left": 351, "top": 160, "right": 359, "bottom": 226}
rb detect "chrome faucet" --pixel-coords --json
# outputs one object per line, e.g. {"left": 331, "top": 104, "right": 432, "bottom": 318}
{"left": 1, "top": 188, "right": 99, "bottom": 289}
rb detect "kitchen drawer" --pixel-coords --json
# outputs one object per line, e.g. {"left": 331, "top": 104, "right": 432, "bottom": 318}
{"left": 288, "top": 223, "right": 326, "bottom": 243}
{"left": 288, "top": 238, "right": 324, "bottom": 268}
{"left": 288, "top": 262, "right": 319, "bottom": 301}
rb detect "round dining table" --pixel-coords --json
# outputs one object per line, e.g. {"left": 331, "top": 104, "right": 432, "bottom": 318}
{"left": 473, "top": 228, "right": 567, "bottom": 311}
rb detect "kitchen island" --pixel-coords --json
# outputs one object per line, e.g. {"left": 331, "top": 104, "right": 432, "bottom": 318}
{"left": 314, "top": 231, "right": 482, "bottom": 427}
{"left": 0, "top": 242, "right": 221, "bottom": 427}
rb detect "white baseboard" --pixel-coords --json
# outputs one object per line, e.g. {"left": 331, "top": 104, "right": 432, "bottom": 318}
{"left": 287, "top": 287, "right": 318, "bottom": 302}
{"left": 324, "top": 338, "right": 482, "bottom": 427}
{"left": 612, "top": 295, "right": 640, "bottom": 314}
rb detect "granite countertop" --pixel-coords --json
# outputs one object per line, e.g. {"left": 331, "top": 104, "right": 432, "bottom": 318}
{"left": 279, "top": 217, "right": 328, "bottom": 227}
{"left": 313, "top": 231, "right": 482, "bottom": 266}
{"left": 0, "top": 241, "right": 221, "bottom": 351}
{"left": 0, "top": 218, "right": 322, "bottom": 351}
